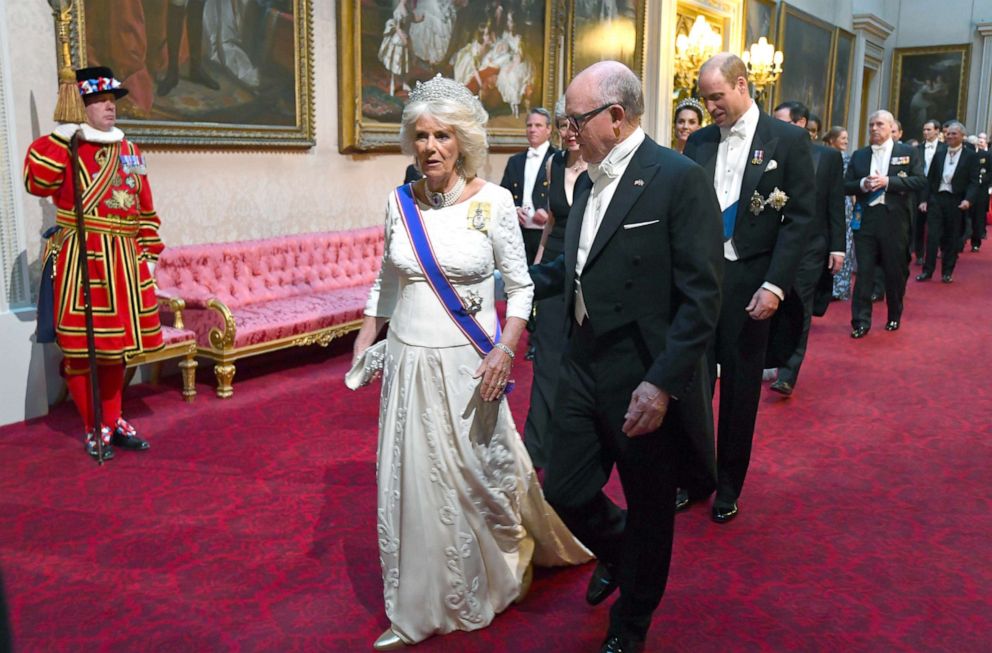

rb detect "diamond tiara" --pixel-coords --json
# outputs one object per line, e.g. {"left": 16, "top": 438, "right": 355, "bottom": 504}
{"left": 408, "top": 74, "right": 484, "bottom": 115}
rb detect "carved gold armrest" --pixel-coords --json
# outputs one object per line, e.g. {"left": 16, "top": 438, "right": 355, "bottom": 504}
{"left": 157, "top": 295, "right": 187, "bottom": 330}
{"left": 207, "top": 298, "right": 236, "bottom": 351}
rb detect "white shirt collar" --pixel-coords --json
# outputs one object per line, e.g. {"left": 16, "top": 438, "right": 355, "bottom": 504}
{"left": 871, "top": 138, "right": 893, "bottom": 153}
{"left": 527, "top": 140, "right": 550, "bottom": 158}
{"left": 587, "top": 127, "right": 645, "bottom": 183}
{"left": 947, "top": 145, "right": 963, "bottom": 154}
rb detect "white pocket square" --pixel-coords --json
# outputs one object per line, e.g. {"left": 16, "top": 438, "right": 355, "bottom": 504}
{"left": 764, "top": 159, "right": 778, "bottom": 172}
{"left": 623, "top": 220, "right": 660, "bottom": 230}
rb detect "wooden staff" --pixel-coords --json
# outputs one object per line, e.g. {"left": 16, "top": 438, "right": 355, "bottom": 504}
{"left": 69, "top": 132, "right": 105, "bottom": 465}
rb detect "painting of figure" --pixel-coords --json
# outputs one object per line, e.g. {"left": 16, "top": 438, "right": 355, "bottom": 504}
{"left": 775, "top": 5, "right": 833, "bottom": 126}
{"left": 568, "top": 0, "right": 645, "bottom": 79}
{"left": 830, "top": 29, "right": 854, "bottom": 130}
{"left": 745, "top": 0, "right": 775, "bottom": 51}
{"left": 892, "top": 46, "right": 971, "bottom": 132}
{"left": 75, "top": 0, "right": 313, "bottom": 146}
{"left": 357, "top": 0, "right": 550, "bottom": 131}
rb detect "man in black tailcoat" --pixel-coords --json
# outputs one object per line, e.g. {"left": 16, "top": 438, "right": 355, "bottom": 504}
{"left": 530, "top": 61, "right": 723, "bottom": 653}
{"left": 845, "top": 110, "right": 926, "bottom": 336}
{"left": 500, "top": 107, "right": 555, "bottom": 264}
{"left": 683, "top": 53, "right": 814, "bottom": 522}
{"left": 915, "top": 120, "right": 979, "bottom": 283}
{"left": 769, "top": 101, "right": 846, "bottom": 397}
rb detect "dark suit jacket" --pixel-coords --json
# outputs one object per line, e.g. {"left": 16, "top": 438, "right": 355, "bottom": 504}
{"left": 530, "top": 136, "right": 723, "bottom": 400}
{"left": 976, "top": 149, "right": 992, "bottom": 212}
{"left": 500, "top": 146, "right": 555, "bottom": 211}
{"left": 844, "top": 141, "right": 927, "bottom": 214}
{"left": 921, "top": 147, "right": 981, "bottom": 206}
{"left": 683, "top": 111, "right": 815, "bottom": 292}
{"left": 918, "top": 140, "right": 947, "bottom": 176}
{"left": 812, "top": 143, "right": 846, "bottom": 253}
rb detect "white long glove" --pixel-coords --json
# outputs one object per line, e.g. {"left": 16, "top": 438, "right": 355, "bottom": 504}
{"left": 52, "top": 122, "right": 82, "bottom": 141}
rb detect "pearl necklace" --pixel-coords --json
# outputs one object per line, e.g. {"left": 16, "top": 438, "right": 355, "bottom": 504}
{"left": 426, "top": 175, "right": 467, "bottom": 209}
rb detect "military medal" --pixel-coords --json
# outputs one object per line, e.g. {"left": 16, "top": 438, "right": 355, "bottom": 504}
{"left": 751, "top": 150, "right": 764, "bottom": 166}
{"left": 467, "top": 201, "right": 491, "bottom": 233}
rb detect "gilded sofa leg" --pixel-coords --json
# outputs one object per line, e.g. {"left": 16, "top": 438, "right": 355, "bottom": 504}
{"left": 179, "top": 354, "right": 198, "bottom": 402}
{"left": 214, "top": 362, "right": 235, "bottom": 398}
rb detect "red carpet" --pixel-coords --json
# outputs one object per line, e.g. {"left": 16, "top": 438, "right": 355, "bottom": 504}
{"left": 1, "top": 252, "right": 990, "bottom": 652}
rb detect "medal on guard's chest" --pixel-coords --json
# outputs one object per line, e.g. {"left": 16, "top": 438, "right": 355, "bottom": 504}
{"left": 467, "top": 201, "right": 491, "bottom": 233}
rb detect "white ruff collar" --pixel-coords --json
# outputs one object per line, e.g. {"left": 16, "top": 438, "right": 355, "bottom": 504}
{"left": 80, "top": 123, "right": 125, "bottom": 144}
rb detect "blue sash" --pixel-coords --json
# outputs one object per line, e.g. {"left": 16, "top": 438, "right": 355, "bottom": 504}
{"left": 394, "top": 185, "right": 510, "bottom": 390}
{"left": 722, "top": 201, "right": 739, "bottom": 239}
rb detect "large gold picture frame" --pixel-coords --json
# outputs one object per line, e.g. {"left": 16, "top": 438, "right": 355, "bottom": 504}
{"left": 72, "top": 0, "right": 314, "bottom": 148}
{"left": 774, "top": 3, "right": 835, "bottom": 126}
{"left": 891, "top": 44, "right": 971, "bottom": 133}
{"left": 566, "top": 0, "right": 647, "bottom": 83}
{"left": 339, "top": 0, "right": 561, "bottom": 152}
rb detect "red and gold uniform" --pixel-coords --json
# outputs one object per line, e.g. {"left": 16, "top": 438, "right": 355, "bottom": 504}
{"left": 25, "top": 124, "right": 164, "bottom": 360}
{"left": 25, "top": 123, "right": 164, "bottom": 440}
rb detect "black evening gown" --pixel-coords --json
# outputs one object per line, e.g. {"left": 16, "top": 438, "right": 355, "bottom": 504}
{"left": 523, "top": 150, "right": 571, "bottom": 468}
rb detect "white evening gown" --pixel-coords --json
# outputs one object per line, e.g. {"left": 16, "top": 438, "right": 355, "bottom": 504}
{"left": 364, "top": 182, "right": 592, "bottom": 644}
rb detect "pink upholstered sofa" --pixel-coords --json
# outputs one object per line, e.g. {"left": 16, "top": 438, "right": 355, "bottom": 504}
{"left": 155, "top": 227, "right": 384, "bottom": 398}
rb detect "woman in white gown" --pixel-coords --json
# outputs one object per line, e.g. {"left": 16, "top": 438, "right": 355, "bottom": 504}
{"left": 351, "top": 75, "right": 591, "bottom": 651}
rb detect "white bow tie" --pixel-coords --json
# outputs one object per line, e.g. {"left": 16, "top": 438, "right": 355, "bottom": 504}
{"left": 871, "top": 144, "right": 886, "bottom": 153}
{"left": 722, "top": 122, "right": 747, "bottom": 141}
{"left": 587, "top": 160, "right": 618, "bottom": 184}
{"left": 527, "top": 149, "right": 541, "bottom": 158}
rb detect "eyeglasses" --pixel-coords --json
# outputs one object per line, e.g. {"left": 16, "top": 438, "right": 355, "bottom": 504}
{"left": 565, "top": 103, "right": 617, "bottom": 134}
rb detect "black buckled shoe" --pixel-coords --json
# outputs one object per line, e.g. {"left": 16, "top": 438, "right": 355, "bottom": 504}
{"left": 586, "top": 562, "right": 619, "bottom": 606}
{"left": 601, "top": 634, "right": 645, "bottom": 653}
{"left": 885, "top": 320, "right": 900, "bottom": 331}
{"left": 850, "top": 325, "right": 870, "bottom": 339}
{"left": 941, "top": 274, "right": 953, "bottom": 283}
{"left": 769, "top": 379, "right": 794, "bottom": 396}
{"left": 85, "top": 427, "right": 114, "bottom": 461}
{"left": 112, "top": 418, "right": 150, "bottom": 451}
{"left": 712, "top": 502, "right": 739, "bottom": 523}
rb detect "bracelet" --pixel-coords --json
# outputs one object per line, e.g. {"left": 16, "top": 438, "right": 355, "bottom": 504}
{"left": 493, "top": 342, "right": 515, "bottom": 359}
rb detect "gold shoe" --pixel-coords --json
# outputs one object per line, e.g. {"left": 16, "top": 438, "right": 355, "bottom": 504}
{"left": 514, "top": 561, "right": 534, "bottom": 604}
{"left": 373, "top": 627, "right": 406, "bottom": 651}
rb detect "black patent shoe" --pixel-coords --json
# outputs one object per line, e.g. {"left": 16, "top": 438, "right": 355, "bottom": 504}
{"left": 885, "top": 320, "right": 900, "bottom": 331}
{"left": 675, "top": 487, "right": 691, "bottom": 511}
{"left": 85, "top": 427, "right": 114, "bottom": 461}
{"left": 601, "top": 633, "right": 646, "bottom": 653}
{"left": 586, "top": 562, "right": 619, "bottom": 606}
{"left": 769, "top": 379, "right": 794, "bottom": 396}
{"left": 941, "top": 274, "right": 953, "bottom": 283}
{"left": 850, "top": 326, "right": 870, "bottom": 339}
{"left": 112, "top": 418, "right": 149, "bottom": 451}
{"left": 712, "top": 502, "right": 739, "bottom": 523}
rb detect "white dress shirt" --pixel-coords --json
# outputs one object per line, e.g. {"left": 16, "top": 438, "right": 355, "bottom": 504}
{"left": 574, "top": 127, "right": 646, "bottom": 323}
{"left": 861, "top": 138, "right": 893, "bottom": 206}
{"left": 521, "top": 140, "right": 550, "bottom": 228}
{"left": 923, "top": 139, "right": 939, "bottom": 174}
{"left": 939, "top": 146, "right": 962, "bottom": 192}
{"left": 715, "top": 102, "right": 760, "bottom": 261}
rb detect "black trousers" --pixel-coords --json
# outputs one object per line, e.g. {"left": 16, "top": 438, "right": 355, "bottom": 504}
{"left": 968, "top": 194, "right": 989, "bottom": 246}
{"left": 852, "top": 204, "right": 909, "bottom": 327}
{"left": 712, "top": 258, "right": 773, "bottom": 506}
{"left": 776, "top": 234, "right": 827, "bottom": 386}
{"left": 923, "top": 193, "right": 963, "bottom": 276}
{"left": 543, "top": 319, "right": 677, "bottom": 642}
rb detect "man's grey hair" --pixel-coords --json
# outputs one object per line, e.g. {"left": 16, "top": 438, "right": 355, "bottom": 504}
{"left": 944, "top": 120, "right": 966, "bottom": 133}
{"left": 529, "top": 107, "right": 552, "bottom": 126}
{"left": 869, "top": 109, "right": 895, "bottom": 126}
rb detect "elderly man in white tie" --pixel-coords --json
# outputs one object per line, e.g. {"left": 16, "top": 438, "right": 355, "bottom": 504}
{"left": 914, "top": 118, "right": 946, "bottom": 263}
{"left": 844, "top": 110, "right": 926, "bottom": 337}
{"left": 500, "top": 107, "right": 555, "bottom": 264}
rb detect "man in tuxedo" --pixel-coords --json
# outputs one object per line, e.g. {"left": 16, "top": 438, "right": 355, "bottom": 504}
{"left": 967, "top": 134, "right": 990, "bottom": 252}
{"left": 500, "top": 107, "right": 555, "bottom": 264}
{"left": 914, "top": 119, "right": 946, "bottom": 264}
{"left": 845, "top": 110, "right": 926, "bottom": 337}
{"left": 683, "top": 54, "right": 814, "bottom": 522}
{"left": 769, "top": 101, "right": 845, "bottom": 397}
{"left": 530, "top": 60, "right": 722, "bottom": 653}
{"left": 915, "top": 121, "right": 979, "bottom": 283}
